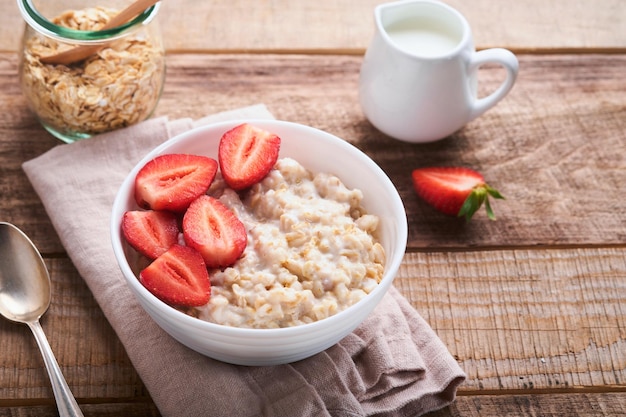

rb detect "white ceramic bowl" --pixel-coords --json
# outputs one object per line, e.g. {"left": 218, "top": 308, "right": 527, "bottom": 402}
{"left": 111, "top": 119, "right": 407, "bottom": 366}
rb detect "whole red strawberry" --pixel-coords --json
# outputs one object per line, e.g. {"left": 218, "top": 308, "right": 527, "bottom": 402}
{"left": 411, "top": 167, "right": 504, "bottom": 221}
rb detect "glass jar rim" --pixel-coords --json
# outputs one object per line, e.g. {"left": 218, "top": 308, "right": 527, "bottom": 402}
{"left": 17, "top": 0, "right": 161, "bottom": 44}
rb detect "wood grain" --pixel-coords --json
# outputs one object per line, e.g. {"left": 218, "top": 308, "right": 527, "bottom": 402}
{"left": 0, "top": 404, "right": 160, "bottom": 417}
{"left": 430, "top": 393, "right": 626, "bottom": 416}
{"left": 1, "top": 0, "right": 625, "bottom": 53}
{"left": 3, "top": 53, "right": 624, "bottom": 251}
{"left": 147, "top": 54, "right": 626, "bottom": 248}
{"left": 396, "top": 247, "right": 626, "bottom": 393}
{"left": 0, "top": 250, "right": 623, "bottom": 414}
{"left": 0, "top": 259, "right": 152, "bottom": 402}
{"left": 0, "top": 51, "right": 624, "bottom": 415}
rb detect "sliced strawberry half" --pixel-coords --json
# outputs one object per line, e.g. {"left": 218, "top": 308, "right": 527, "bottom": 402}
{"left": 122, "top": 210, "right": 180, "bottom": 260}
{"left": 218, "top": 123, "right": 281, "bottom": 190}
{"left": 139, "top": 244, "right": 211, "bottom": 307}
{"left": 183, "top": 195, "right": 247, "bottom": 268}
{"left": 411, "top": 166, "right": 504, "bottom": 221}
{"left": 134, "top": 154, "right": 218, "bottom": 212}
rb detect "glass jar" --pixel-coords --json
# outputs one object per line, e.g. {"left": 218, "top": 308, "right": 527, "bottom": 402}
{"left": 17, "top": 0, "right": 165, "bottom": 143}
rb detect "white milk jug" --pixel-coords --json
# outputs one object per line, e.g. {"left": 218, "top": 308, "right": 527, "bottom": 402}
{"left": 359, "top": 0, "right": 519, "bottom": 143}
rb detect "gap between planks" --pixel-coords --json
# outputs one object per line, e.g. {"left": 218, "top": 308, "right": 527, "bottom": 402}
{"left": 160, "top": 47, "right": 626, "bottom": 56}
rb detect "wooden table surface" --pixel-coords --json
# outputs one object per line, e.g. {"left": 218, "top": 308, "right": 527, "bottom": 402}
{"left": 1, "top": 0, "right": 625, "bottom": 416}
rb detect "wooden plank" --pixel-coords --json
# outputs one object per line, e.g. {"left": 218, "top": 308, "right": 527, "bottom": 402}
{"left": 396, "top": 247, "right": 626, "bottom": 393}
{"left": 0, "top": 259, "right": 152, "bottom": 402}
{"left": 4, "top": 53, "right": 624, "bottom": 251}
{"left": 0, "top": 403, "right": 160, "bottom": 417}
{"left": 1, "top": 393, "right": 626, "bottom": 417}
{"left": 1, "top": 0, "right": 625, "bottom": 53}
{"left": 0, "top": 250, "right": 623, "bottom": 400}
{"left": 0, "top": 54, "right": 60, "bottom": 250}
{"left": 141, "top": 53, "right": 626, "bottom": 248}
{"left": 428, "top": 392, "right": 626, "bottom": 416}
{"left": 1, "top": 52, "right": 624, "bottom": 412}
{"left": 2, "top": 393, "right": 626, "bottom": 417}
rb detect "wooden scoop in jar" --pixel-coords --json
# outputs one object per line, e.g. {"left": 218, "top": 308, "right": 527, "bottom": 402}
{"left": 40, "top": 0, "right": 160, "bottom": 66}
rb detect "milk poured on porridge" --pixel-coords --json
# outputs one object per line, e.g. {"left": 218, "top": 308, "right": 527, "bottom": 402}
{"left": 194, "top": 158, "right": 386, "bottom": 329}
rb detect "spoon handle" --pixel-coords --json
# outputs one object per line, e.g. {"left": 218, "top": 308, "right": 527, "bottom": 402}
{"left": 28, "top": 320, "right": 85, "bottom": 417}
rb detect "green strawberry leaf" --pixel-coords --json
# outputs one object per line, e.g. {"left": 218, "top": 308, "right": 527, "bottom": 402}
{"left": 458, "top": 185, "right": 505, "bottom": 222}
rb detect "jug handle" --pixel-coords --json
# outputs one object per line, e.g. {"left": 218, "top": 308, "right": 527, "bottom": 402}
{"left": 468, "top": 48, "right": 519, "bottom": 121}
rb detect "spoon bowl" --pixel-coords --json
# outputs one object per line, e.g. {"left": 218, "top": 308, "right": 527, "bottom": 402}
{"left": 0, "top": 222, "right": 84, "bottom": 417}
{"left": 0, "top": 225, "right": 50, "bottom": 322}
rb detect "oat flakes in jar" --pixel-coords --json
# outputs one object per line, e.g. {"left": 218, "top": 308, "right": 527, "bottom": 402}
{"left": 17, "top": 0, "right": 165, "bottom": 143}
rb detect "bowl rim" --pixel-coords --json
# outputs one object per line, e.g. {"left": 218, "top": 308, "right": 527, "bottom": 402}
{"left": 110, "top": 119, "right": 408, "bottom": 337}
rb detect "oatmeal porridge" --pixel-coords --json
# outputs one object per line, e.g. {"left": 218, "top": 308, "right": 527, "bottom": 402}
{"left": 194, "top": 157, "right": 386, "bottom": 329}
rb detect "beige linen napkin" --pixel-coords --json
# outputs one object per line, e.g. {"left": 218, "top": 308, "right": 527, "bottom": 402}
{"left": 23, "top": 104, "right": 465, "bottom": 417}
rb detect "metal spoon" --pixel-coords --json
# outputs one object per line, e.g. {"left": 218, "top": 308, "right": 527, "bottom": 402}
{"left": 0, "top": 222, "right": 84, "bottom": 417}
{"left": 39, "top": 0, "right": 161, "bottom": 66}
